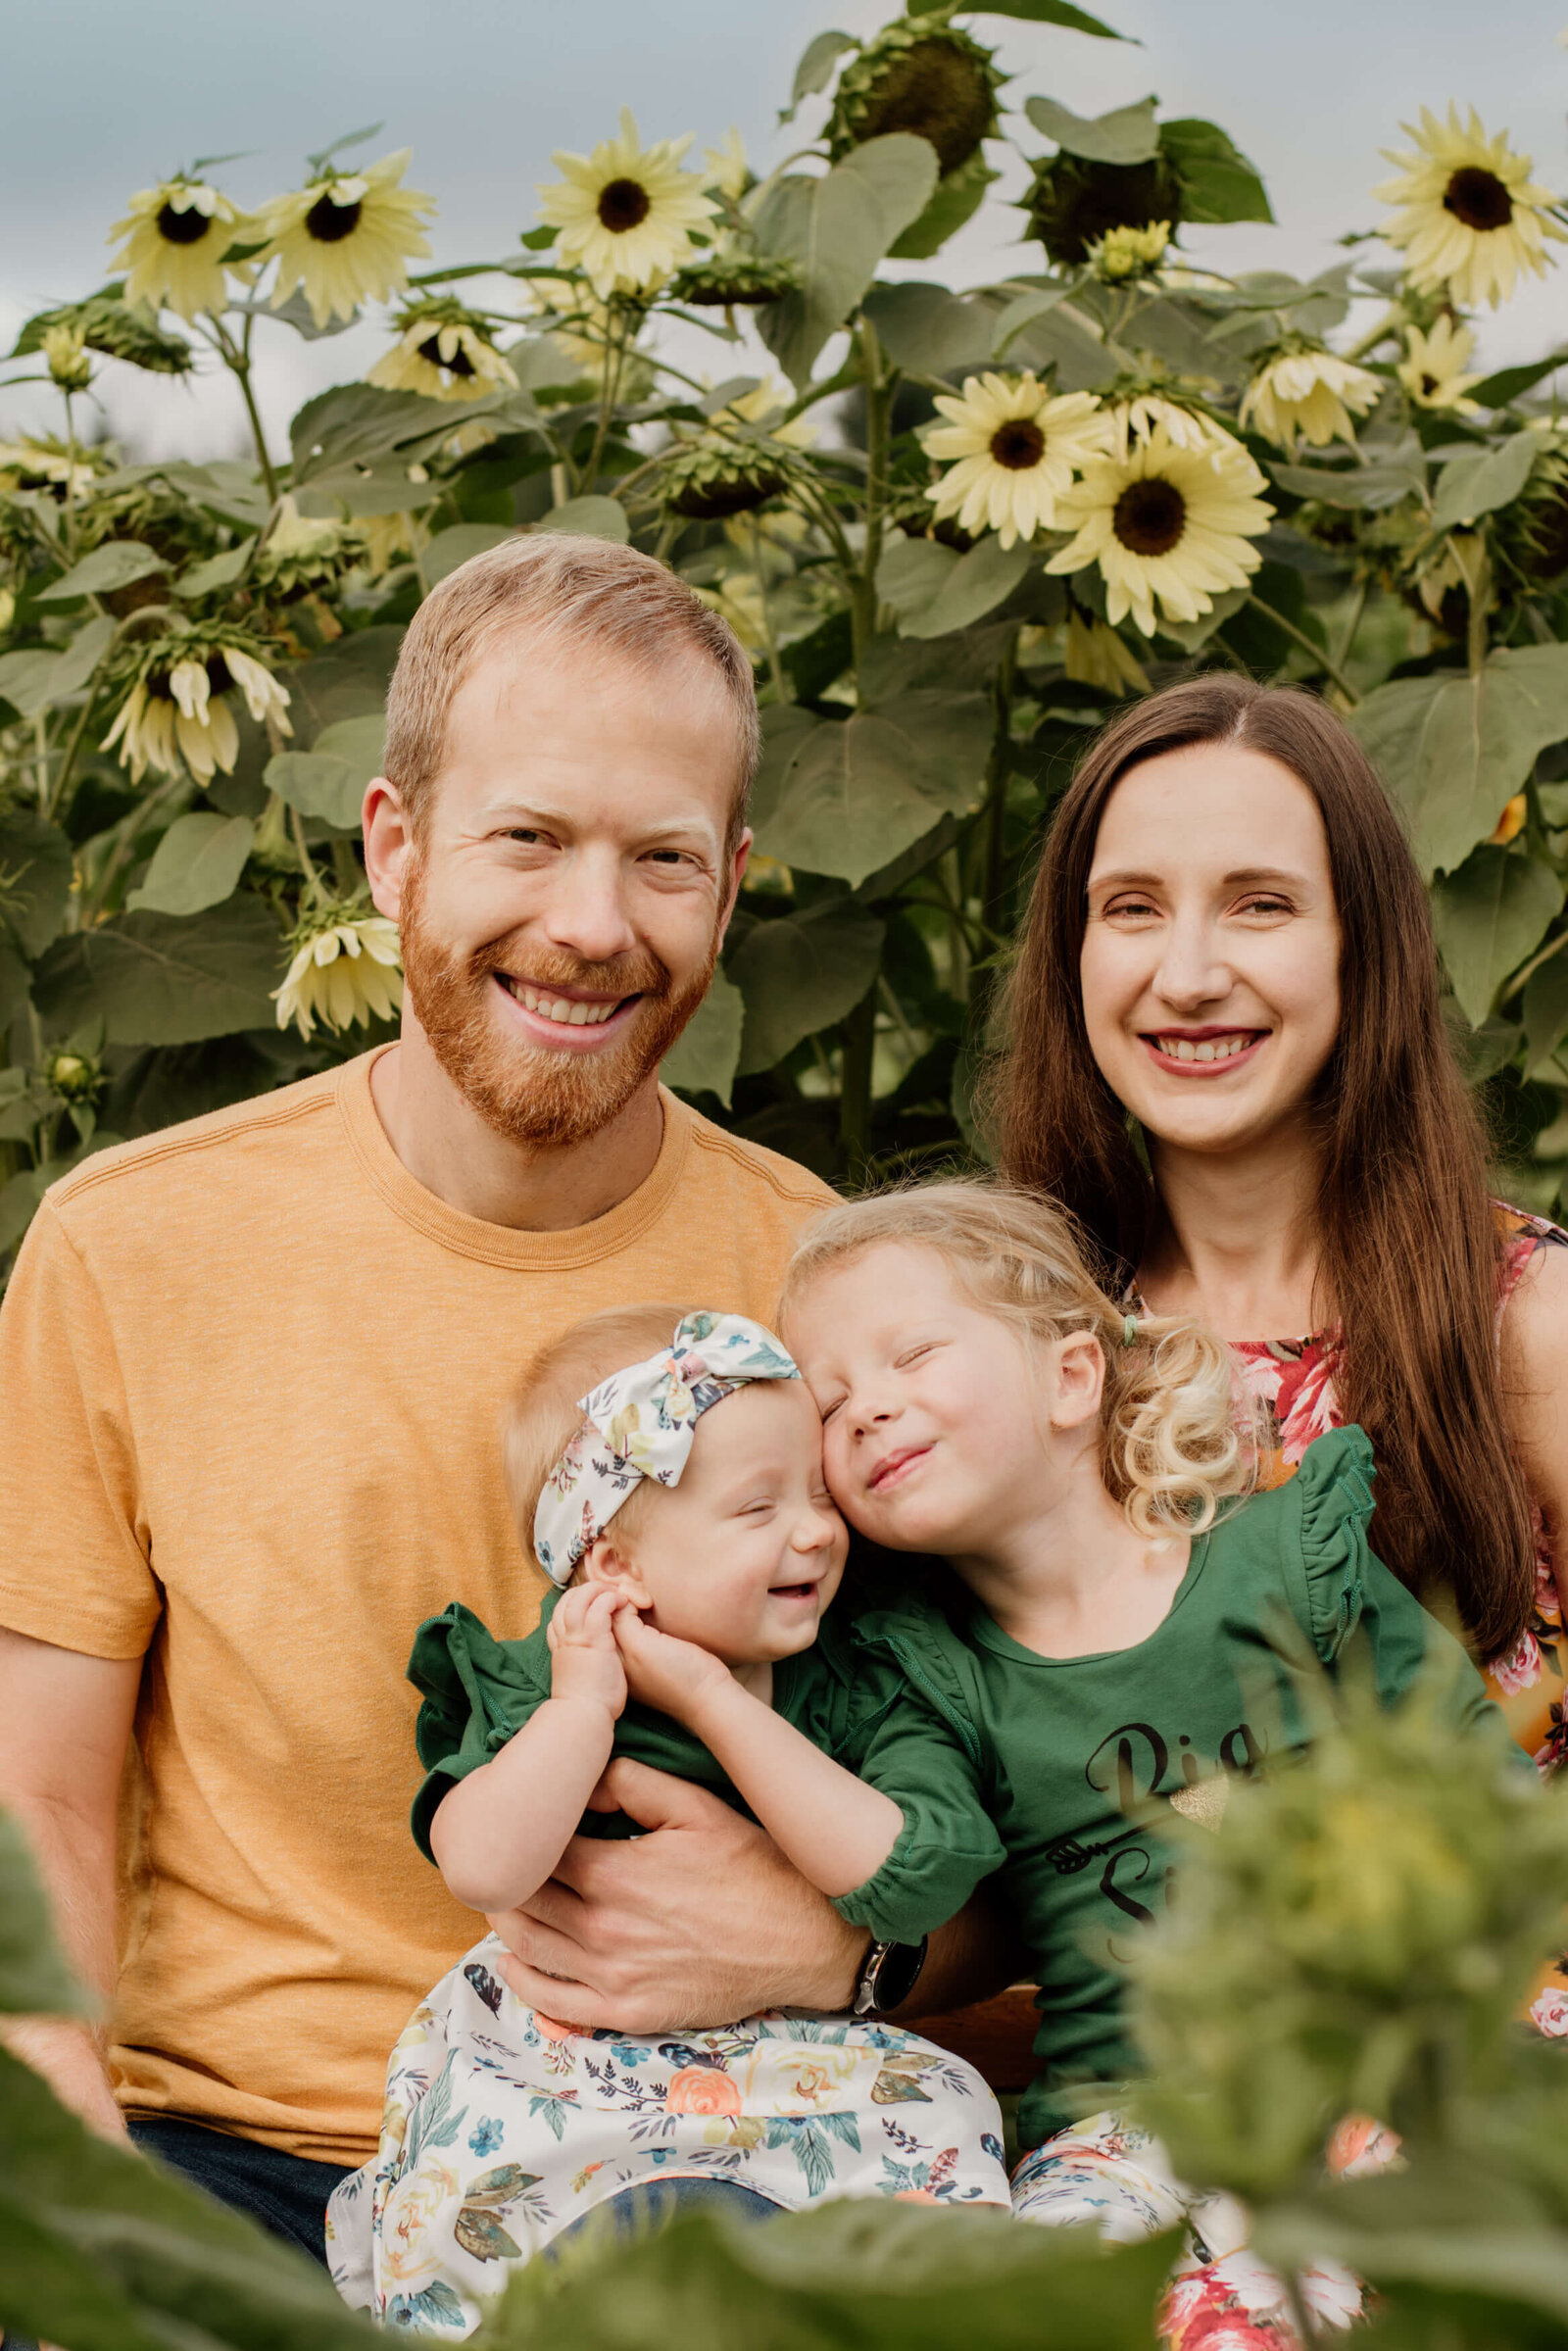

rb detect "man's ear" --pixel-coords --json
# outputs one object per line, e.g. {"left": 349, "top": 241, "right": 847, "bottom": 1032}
{"left": 1050, "top": 1330, "right": 1106, "bottom": 1431}
{"left": 362, "top": 777, "right": 413, "bottom": 923}
{"left": 716, "top": 827, "right": 753, "bottom": 947}
{"left": 580, "top": 1537, "right": 652, "bottom": 1607}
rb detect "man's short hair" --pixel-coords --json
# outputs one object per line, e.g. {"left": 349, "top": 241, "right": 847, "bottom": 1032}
{"left": 382, "top": 534, "right": 760, "bottom": 852}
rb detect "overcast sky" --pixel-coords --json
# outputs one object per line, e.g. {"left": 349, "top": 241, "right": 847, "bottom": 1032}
{"left": 5, "top": 0, "right": 1566, "bottom": 460}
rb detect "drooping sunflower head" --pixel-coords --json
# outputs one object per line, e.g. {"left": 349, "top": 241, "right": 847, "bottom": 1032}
{"left": 368, "top": 299, "right": 519, "bottom": 403}
{"left": 274, "top": 904, "right": 404, "bottom": 1041}
{"left": 826, "top": 19, "right": 1004, "bottom": 178}
{"left": 253, "top": 498, "right": 370, "bottom": 601}
{"left": 1373, "top": 104, "right": 1567, "bottom": 310}
{"left": 1396, "top": 316, "right": 1485, "bottom": 414}
{"left": 1238, "top": 344, "right": 1383, "bottom": 454}
{"left": 1023, "top": 147, "right": 1184, "bottom": 269}
{"left": 662, "top": 378, "right": 814, "bottom": 520}
{"left": 17, "top": 289, "right": 194, "bottom": 377}
{"left": 101, "top": 628, "right": 292, "bottom": 786}
{"left": 536, "top": 109, "right": 718, "bottom": 303}
{"left": 257, "top": 150, "right": 434, "bottom": 329}
{"left": 108, "top": 176, "right": 252, "bottom": 322}
{"left": 0, "top": 434, "right": 107, "bottom": 502}
{"left": 670, "top": 247, "right": 799, "bottom": 309}
{"left": 1496, "top": 432, "right": 1568, "bottom": 583}
{"left": 922, "top": 372, "right": 1112, "bottom": 551}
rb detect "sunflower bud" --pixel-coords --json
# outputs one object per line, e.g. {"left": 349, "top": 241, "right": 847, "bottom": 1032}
{"left": 826, "top": 20, "right": 1003, "bottom": 178}
{"left": 42, "top": 324, "right": 93, "bottom": 392}
{"left": 44, "top": 1050, "right": 100, "bottom": 1102}
{"left": 1023, "top": 148, "right": 1184, "bottom": 269}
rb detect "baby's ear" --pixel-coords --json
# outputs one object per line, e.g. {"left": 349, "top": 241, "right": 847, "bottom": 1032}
{"left": 580, "top": 1537, "right": 651, "bottom": 1607}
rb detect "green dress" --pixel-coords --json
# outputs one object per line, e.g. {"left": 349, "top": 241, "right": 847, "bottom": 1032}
{"left": 848, "top": 1426, "right": 1514, "bottom": 2149}
{"left": 408, "top": 1585, "right": 1006, "bottom": 1946}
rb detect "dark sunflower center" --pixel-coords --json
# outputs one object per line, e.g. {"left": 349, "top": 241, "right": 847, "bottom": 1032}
{"left": 1420, "top": 372, "right": 1440, "bottom": 397}
{"left": 854, "top": 35, "right": 996, "bottom": 176}
{"left": 598, "top": 177, "right": 652, "bottom": 233}
{"left": 157, "top": 202, "right": 212, "bottom": 247}
{"left": 1444, "top": 167, "right": 1512, "bottom": 233}
{"left": 305, "top": 191, "right": 364, "bottom": 244}
{"left": 1112, "top": 477, "right": 1186, "bottom": 558}
{"left": 1027, "top": 153, "right": 1182, "bottom": 269}
{"left": 989, "top": 418, "right": 1046, "bottom": 471}
{"left": 418, "top": 332, "right": 475, "bottom": 377}
{"left": 206, "top": 654, "right": 233, "bottom": 695}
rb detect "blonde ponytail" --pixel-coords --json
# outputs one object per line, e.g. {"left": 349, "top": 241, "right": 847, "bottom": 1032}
{"left": 779, "top": 1180, "right": 1255, "bottom": 1537}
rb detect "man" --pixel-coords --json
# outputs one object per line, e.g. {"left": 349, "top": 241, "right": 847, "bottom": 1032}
{"left": 0, "top": 537, "right": 990, "bottom": 2265}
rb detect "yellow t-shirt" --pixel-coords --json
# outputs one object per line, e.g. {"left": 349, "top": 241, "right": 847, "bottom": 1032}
{"left": 0, "top": 1051, "right": 833, "bottom": 2163}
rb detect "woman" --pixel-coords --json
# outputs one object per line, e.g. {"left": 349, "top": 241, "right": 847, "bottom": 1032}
{"left": 993, "top": 673, "right": 1568, "bottom": 1772}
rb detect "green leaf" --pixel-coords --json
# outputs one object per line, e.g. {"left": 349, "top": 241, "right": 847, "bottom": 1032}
{"left": 1432, "top": 846, "right": 1565, "bottom": 1026}
{"left": 889, "top": 151, "right": 1000, "bottom": 262}
{"left": 1024, "top": 93, "right": 1160, "bottom": 164}
{"left": 1524, "top": 949, "right": 1568, "bottom": 1077}
{"left": 290, "top": 382, "right": 468, "bottom": 494}
{"left": 31, "top": 896, "right": 284, "bottom": 1046}
{"left": 0, "top": 647, "right": 66, "bottom": 719}
{"left": 753, "top": 687, "right": 990, "bottom": 886}
{"left": 126, "top": 812, "right": 255, "bottom": 917}
{"left": 1429, "top": 431, "right": 1540, "bottom": 535}
{"left": 421, "top": 522, "right": 517, "bottom": 585}
{"left": 173, "top": 538, "right": 257, "bottom": 600}
{"left": 997, "top": 292, "right": 1118, "bottom": 392}
{"left": 55, "top": 613, "right": 118, "bottom": 699}
{"left": 876, "top": 534, "right": 1032, "bottom": 638}
{"left": 1469, "top": 348, "right": 1568, "bottom": 410}
{"left": 0, "top": 2044, "right": 374, "bottom": 2351}
{"left": 37, "top": 540, "right": 168, "bottom": 604}
{"left": 660, "top": 967, "right": 744, "bottom": 1106}
{"left": 755, "top": 136, "right": 940, "bottom": 388}
{"left": 964, "top": 0, "right": 1126, "bottom": 33}
{"left": 733, "top": 900, "right": 885, "bottom": 1073}
{"left": 266, "top": 753, "right": 359, "bottom": 829}
{"left": 0, "top": 944, "right": 27, "bottom": 1032}
{"left": 0, "top": 1812, "right": 93, "bottom": 2018}
{"left": 1269, "top": 448, "right": 1425, "bottom": 511}
{"left": 988, "top": 281, "right": 1073, "bottom": 359}
{"left": 783, "top": 27, "right": 858, "bottom": 117}
{"left": 1160, "top": 117, "right": 1273, "bottom": 223}
{"left": 537, "top": 496, "right": 630, "bottom": 543}
{"left": 861, "top": 281, "right": 998, "bottom": 375}
{"left": 1349, "top": 646, "right": 1568, "bottom": 878}
{"left": 0, "top": 813, "right": 73, "bottom": 956}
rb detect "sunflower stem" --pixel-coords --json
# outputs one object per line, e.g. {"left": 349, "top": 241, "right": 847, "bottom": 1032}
{"left": 1242, "top": 593, "right": 1361, "bottom": 705}
{"left": 46, "top": 685, "right": 103, "bottom": 826}
{"left": 290, "top": 805, "right": 328, "bottom": 906}
{"left": 972, "top": 629, "right": 1019, "bottom": 1031}
{"left": 748, "top": 516, "right": 788, "bottom": 706}
{"left": 853, "top": 318, "right": 893, "bottom": 666}
{"left": 215, "top": 314, "right": 279, "bottom": 502}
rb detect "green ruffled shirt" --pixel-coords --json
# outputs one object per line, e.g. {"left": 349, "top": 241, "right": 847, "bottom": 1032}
{"left": 407, "top": 1587, "right": 1005, "bottom": 1947}
{"left": 848, "top": 1425, "right": 1515, "bottom": 2148}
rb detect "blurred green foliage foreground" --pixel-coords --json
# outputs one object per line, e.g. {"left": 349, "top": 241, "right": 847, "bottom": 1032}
{"left": 5, "top": 1670, "right": 1568, "bottom": 2349}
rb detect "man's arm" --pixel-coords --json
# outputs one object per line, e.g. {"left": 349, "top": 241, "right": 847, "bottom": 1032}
{"left": 488, "top": 1755, "right": 1022, "bottom": 2032}
{"left": 0, "top": 1626, "right": 141, "bottom": 2137}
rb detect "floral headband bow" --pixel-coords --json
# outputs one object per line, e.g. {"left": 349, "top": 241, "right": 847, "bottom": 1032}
{"left": 532, "top": 1310, "right": 802, "bottom": 1585}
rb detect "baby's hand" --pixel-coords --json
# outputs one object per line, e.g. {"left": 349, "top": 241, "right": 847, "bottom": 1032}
{"left": 612, "top": 1608, "right": 728, "bottom": 1724}
{"left": 546, "top": 1586, "right": 628, "bottom": 1718}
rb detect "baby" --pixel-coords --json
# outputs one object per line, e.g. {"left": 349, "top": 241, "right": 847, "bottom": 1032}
{"left": 327, "top": 1302, "right": 1009, "bottom": 2336}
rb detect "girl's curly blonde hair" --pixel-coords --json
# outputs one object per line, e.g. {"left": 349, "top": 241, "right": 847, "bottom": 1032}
{"left": 778, "top": 1179, "right": 1255, "bottom": 1538}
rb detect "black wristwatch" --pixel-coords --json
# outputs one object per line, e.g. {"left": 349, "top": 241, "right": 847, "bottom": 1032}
{"left": 852, "top": 1935, "right": 928, "bottom": 2019}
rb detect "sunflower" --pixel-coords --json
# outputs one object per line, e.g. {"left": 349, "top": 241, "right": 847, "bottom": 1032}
{"left": 273, "top": 906, "right": 403, "bottom": 1040}
{"left": 257, "top": 150, "right": 434, "bottom": 328}
{"left": 102, "top": 634, "right": 291, "bottom": 786}
{"left": 670, "top": 245, "right": 798, "bottom": 308}
{"left": 253, "top": 498, "right": 368, "bottom": 599}
{"left": 1103, "top": 393, "right": 1232, "bottom": 463}
{"left": 1047, "top": 426, "right": 1273, "bottom": 638}
{"left": 0, "top": 435, "right": 106, "bottom": 501}
{"left": 1239, "top": 346, "right": 1383, "bottom": 453}
{"left": 1024, "top": 149, "right": 1184, "bottom": 269}
{"left": 703, "top": 128, "right": 749, "bottom": 204}
{"left": 1396, "top": 317, "right": 1485, "bottom": 414}
{"left": 108, "top": 176, "right": 252, "bottom": 320}
{"left": 1086, "top": 220, "right": 1172, "bottom": 283}
{"left": 826, "top": 19, "right": 1003, "bottom": 178}
{"left": 1063, "top": 606, "right": 1151, "bottom": 697}
{"left": 1374, "top": 105, "right": 1566, "bottom": 309}
{"left": 923, "top": 373, "right": 1111, "bottom": 550}
{"left": 536, "top": 110, "right": 717, "bottom": 302}
{"left": 368, "top": 300, "right": 519, "bottom": 402}
{"left": 662, "top": 378, "right": 815, "bottom": 520}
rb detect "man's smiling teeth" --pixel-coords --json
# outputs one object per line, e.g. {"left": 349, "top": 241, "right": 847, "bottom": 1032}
{"left": 1156, "top": 1033, "right": 1255, "bottom": 1062}
{"left": 508, "top": 979, "right": 621, "bottom": 1026}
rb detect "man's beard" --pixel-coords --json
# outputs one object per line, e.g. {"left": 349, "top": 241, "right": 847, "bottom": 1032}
{"left": 398, "top": 861, "right": 719, "bottom": 1149}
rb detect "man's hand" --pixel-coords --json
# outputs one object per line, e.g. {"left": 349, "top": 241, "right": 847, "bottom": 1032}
{"left": 611, "top": 1607, "right": 727, "bottom": 1724}
{"left": 546, "top": 1586, "right": 629, "bottom": 1718}
{"left": 488, "top": 1757, "right": 869, "bottom": 2033}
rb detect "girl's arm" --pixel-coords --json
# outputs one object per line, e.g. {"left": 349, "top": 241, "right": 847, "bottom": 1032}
{"left": 429, "top": 1588, "right": 628, "bottom": 1914}
{"left": 611, "top": 1611, "right": 904, "bottom": 1896}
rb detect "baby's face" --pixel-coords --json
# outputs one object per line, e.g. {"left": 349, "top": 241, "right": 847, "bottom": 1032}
{"left": 616, "top": 1380, "right": 848, "bottom": 1666}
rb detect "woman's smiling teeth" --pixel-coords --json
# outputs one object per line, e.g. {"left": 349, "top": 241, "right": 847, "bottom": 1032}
{"left": 1153, "top": 1032, "right": 1257, "bottom": 1062}
{"left": 503, "top": 977, "right": 624, "bottom": 1026}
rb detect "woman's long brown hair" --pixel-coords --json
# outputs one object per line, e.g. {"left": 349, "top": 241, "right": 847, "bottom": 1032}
{"left": 990, "top": 672, "right": 1537, "bottom": 1659}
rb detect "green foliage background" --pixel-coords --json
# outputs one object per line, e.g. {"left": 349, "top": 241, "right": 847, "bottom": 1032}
{"left": 4, "top": 0, "right": 1568, "bottom": 1273}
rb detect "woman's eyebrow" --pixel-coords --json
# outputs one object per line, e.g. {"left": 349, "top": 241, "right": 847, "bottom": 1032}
{"left": 1089, "top": 863, "right": 1307, "bottom": 890}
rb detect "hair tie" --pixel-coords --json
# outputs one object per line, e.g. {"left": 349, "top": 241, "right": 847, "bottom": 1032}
{"left": 1122, "top": 1313, "right": 1140, "bottom": 1347}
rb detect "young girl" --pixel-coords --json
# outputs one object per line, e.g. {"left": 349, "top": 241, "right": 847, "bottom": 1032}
{"left": 326, "top": 1302, "right": 1010, "bottom": 2336}
{"left": 777, "top": 1181, "right": 1514, "bottom": 2344}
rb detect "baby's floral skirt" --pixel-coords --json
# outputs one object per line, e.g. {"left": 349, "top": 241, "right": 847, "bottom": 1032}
{"left": 327, "top": 1932, "right": 1009, "bottom": 2336}
{"left": 1011, "top": 2111, "right": 1396, "bottom": 2349}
